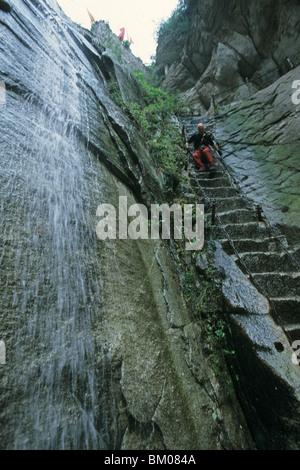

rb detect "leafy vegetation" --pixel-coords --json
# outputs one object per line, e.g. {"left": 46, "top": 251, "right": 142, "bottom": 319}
{"left": 181, "top": 259, "right": 236, "bottom": 380}
{"left": 107, "top": 80, "right": 126, "bottom": 109}
{"left": 103, "top": 19, "right": 238, "bottom": 391}
{"left": 104, "top": 22, "right": 233, "bottom": 369}
{"left": 156, "top": 0, "right": 193, "bottom": 67}
{"left": 108, "top": 70, "right": 188, "bottom": 196}
{"left": 157, "top": 0, "right": 192, "bottom": 39}
{"left": 181, "top": 262, "right": 221, "bottom": 316}
{"left": 122, "top": 39, "right": 131, "bottom": 49}
{"left": 130, "top": 72, "right": 188, "bottom": 194}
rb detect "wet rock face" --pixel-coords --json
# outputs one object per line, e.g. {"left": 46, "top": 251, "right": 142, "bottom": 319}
{"left": 217, "top": 65, "right": 300, "bottom": 234}
{"left": 156, "top": 0, "right": 300, "bottom": 112}
{"left": 213, "top": 243, "right": 270, "bottom": 315}
{"left": 0, "top": 0, "right": 254, "bottom": 450}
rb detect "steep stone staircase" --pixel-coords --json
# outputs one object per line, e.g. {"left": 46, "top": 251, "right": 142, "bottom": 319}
{"left": 182, "top": 116, "right": 300, "bottom": 347}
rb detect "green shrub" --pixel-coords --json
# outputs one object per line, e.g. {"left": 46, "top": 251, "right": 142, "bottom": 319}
{"left": 127, "top": 72, "right": 186, "bottom": 194}
{"left": 156, "top": 0, "right": 193, "bottom": 66}
{"left": 107, "top": 69, "right": 186, "bottom": 195}
{"left": 123, "top": 40, "right": 131, "bottom": 49}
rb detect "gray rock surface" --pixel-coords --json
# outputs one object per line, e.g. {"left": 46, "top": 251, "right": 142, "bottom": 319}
{"left": 91, "top": 20, "right": 146, "bottom": 74}
{"left": 217, "top": 65, "right": 300, "bottom": 234}
{"left": 156, "top": 0, "right": 300, "bottom": 112}
{"left": 213, "top": 243, "right": 270, "bottom": 314}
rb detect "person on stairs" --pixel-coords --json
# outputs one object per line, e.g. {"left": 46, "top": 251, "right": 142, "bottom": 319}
{"left": 186, "top": 123, "right": 220, "bottom": 171}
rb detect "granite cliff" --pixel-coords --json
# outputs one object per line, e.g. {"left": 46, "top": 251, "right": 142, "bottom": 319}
{"left": 156, "top": 0, "right": 300, "bottom": 113}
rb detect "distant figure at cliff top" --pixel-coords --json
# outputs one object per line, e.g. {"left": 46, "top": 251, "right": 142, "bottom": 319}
{"left": 186, "top": 123, "right": 220, "bottom": 172}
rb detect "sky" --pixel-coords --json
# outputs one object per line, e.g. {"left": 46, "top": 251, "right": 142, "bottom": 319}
{"left": 57, "top": 0, "right": 180, "bottom": 64}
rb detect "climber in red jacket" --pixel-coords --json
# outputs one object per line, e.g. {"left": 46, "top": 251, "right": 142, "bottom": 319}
{"left": 186, "top": 123, "right": 220, "bottom": 171}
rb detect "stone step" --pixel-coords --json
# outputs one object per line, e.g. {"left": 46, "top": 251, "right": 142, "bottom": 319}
{"left": 217, "top": 209, "right": 257, "bottom": 225}
{"left": 283, "top": 325, "right": 300, "bottom": 344}
{"left": 196, "top": 176, "right": 232, "bottom": 188}
{"left": 251, "top": 272, "right": 300, "bottom": 298}
{"left": 212, "top": 222, "right": 270, "bottom": 240}
{"left": 270, "top": 297, "right": 300, "bottom": 325}
{"left": 211, "top": 197, "right": 248, "bottom": 212}
{"left": 201, "top": 186, "right": 240, "bottom": 198}
{"left": 221, "top": 237, "right": 286, "bottom": 254}
{"left": 236, "top": 251, "right": 298, "bottom": 274}
{"left": 190, "top": 175, "right": 224, "bottom": 185}
{"left": 189, "top": 165, "right": 219, "bottom": 174}
{"left": 190, "top": 169, "right": 224, "bottom": 179}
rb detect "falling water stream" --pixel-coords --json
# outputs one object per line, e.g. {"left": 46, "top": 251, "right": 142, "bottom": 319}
{"left": 0, "top": 0, "right": 115, "bottom": 449}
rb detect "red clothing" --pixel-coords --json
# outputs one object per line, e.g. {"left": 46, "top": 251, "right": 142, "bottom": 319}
{"left": 192, "top": 146, "right": 215, "bottom": 169}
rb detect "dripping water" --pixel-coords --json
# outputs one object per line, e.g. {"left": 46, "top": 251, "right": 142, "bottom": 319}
{"left": 0, "top": 1, "right": 116, "bottom": 449}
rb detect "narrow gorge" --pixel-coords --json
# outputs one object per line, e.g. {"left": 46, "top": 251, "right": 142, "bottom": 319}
{"left": 0, "top": 0, "right": 300, "bottom": 451}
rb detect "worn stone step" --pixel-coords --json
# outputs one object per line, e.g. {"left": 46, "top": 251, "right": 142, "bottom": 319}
{"left": 212, "top": 222, "right": 270, "bottom": 240}
{"left": 270, "top": 297, "right": 300, "bottom": 325}
{"left": 190, "top": 169, "right": 225, "bottom": 178}
{"left": 221, "top": 235, "right": 289, "bottom": 255}
{"left": 217, "top": 209, "right": 257, "bottom": 225}
{"left": 222, "top": 238, "right": 272, "bottom": 254}
{"left": 251, "top": 272, "right": 300, "bottom": 298}
{"left": 236, "top": 251, "right": 297, "bottom": 274}
{"left": 197, "top": 176, "right": 232, "bottom": 188}
{"left": 212, "top": 197, "right": 247, "bottom": 212}
{"left": 283, "top": 325, "right": 300, "bottom": 344}
{"left": 190, "top": 169, "right": 224, "bottom": 179}
{"left": 190, "top": 176, "right": 224, "bottom": 186}
{"left": 202, "top": 186, "right": 240, "bottom": 198}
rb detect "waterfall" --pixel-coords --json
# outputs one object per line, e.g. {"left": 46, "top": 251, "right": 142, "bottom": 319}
{"left": 0, "top": 0, "right": 114, "bottom": 450}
